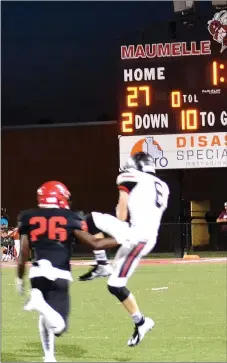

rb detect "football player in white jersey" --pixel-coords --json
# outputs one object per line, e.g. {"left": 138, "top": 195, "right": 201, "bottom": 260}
{"left": 87, "top": 152, "right": 170, "bottom": 347}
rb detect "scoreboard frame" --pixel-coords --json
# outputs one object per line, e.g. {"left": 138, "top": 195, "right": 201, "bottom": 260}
{"left": 119, "top": 47, "right": 227, "bottom": 135}
{"left": 118, "top": 10, "right": 227, "bottom": 170}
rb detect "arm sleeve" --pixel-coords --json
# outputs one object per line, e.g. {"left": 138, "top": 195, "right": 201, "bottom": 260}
{"left": 116, "top": 172, "right": 138, "bottom": 194}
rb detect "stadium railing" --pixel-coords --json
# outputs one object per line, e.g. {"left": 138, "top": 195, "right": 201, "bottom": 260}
{"left": 3, "top": 220, "right": 227, "bottom": 260}
{"left": 70, "top": 220, "right": 227, "bottom": 258}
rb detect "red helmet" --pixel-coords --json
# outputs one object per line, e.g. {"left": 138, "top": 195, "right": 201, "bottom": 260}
{"left": 37, "top": 181, "right": 71, "bottom": 209}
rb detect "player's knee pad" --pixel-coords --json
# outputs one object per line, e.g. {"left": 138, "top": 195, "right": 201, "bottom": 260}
{"left": 107, "top": 284, "right": 130, "bottom": 302}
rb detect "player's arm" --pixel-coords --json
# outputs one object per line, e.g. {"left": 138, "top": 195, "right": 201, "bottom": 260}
{"left": 116, "top": 172, "right": 137, "bottom": 221}
{"left": 17, "top": 234, "right": 30, "bottom": 279}
{"left": 16, "top": 212, "right": 30, "bottom": 294}
{"left": 116, "top": 190, "right": 129, "bottom": 221}
{"left": 94, "top": 232, "right": 105, "bottom": 239}
{"left": 216, "top": 212, "right": 226, "bottom": 223}
{"left": 217, "top": 218, "right": 226, "bottom": 223}
{"left": 73, "top": 230, "right": 118, "bottom": 249}
{"left": 8, "top": 227, "right": 18, "bottom": 237}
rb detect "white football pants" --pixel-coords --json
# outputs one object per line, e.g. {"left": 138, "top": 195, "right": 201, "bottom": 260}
{"left": 91, "top": 212, "right": 157, "bottom": 287}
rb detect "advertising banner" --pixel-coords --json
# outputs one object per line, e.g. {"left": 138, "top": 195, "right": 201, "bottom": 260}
{"left": 119, "top": 132, "right": 227, "bottom": 169}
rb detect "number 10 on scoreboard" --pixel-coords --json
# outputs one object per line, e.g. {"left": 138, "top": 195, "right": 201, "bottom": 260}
{"left": 171, "top": 91, "right": 198, "bottom": 131}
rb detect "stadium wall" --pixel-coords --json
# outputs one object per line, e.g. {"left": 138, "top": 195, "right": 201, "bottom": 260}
{"left": 2, "top": 122, "right": 226, "bottom": 253}
{"left": 2, "top": 122, "right": 119, "bottom": 223}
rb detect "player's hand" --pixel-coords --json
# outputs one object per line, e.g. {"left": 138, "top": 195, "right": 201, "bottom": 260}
{"left": 15, "top": 277, "right": 24, "bottom": 295}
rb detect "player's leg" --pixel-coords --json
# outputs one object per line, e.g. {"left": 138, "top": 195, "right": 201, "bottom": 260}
{"left": 45, "top": 278, "right": 70, "bottom": 336}
{"left": 14, "top": 239, "right": 20, "bottom": 259}
{"left": 25, "top": 277, "right": 68, "bottom": 362}
{"left": 79, "top": 211, "right": 131, "bottom": 282}
{"left": 1, "top": 248, "right": 7, "bottom": 261}
{"left": 5, "top": 246, "right": 10, "bottom": 261}
{"left": 32, "top": 278, "right": 69, "bottom": 362}
{"left": 25, "top": 277, "right": 67, "bottom": 334}
{"left": 107, "top": 243, "right": 154, "bottom": 347}
{"left": 91, "top": 212, "right": 130, "bottom": 245}
{"left": 78, "top": 249, "right": 112, "bottom": 281}
{"left": 38, "top": 315, "right": 56, "bottom": 362}
{"left": 42, "top": 278, "right": 70, "bottom": 362}
{"left": 78, "top": 215, "right": 115, "bottom": 281}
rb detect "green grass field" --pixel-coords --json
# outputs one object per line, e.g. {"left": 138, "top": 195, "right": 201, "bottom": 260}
{"left": 1, "top": 262, "right": 227, "bottom": 362}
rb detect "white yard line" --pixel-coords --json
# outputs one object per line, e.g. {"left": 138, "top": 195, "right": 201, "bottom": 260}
{"left": 67, "top": 335, "right": 223, "bottom": 341}
{"left": 72, "top": 336, "right": 109, "bottom": 339}
{"left": 176, "top": 336, "right": 223, "bottom": 340}
{"left": 151, "top": 287, "right": 169, "bottom": 291}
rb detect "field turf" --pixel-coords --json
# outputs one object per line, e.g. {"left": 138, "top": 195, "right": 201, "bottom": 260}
{"left": 1, "top": 260, "right": 227, "bottom": 362}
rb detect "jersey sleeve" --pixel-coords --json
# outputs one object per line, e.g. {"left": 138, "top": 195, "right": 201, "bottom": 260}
{"left": 116, "top": 172, "right": 138, "bottom": 194}
{"left": 70, "top": 212, "right": 88, "bottom": 232}
{"left": 17, "top": 211, "right": 29, "bottom": 236}
{"left": 218, "top": 211, "right": 225, "bottom": 219}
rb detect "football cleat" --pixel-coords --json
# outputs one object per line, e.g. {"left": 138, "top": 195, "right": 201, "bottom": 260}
{"left": 127, "top": 317, "right": 155, "bottom": 347}
{"left": 43, "top": 355, "right": 57, "bottom": 362}
{"left": 78, "top": 264, "right": 112, "bottom": 281}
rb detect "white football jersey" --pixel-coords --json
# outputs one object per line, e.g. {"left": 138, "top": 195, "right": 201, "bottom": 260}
{"left": 117, "top": 169, "right": 169, "bottom": 239}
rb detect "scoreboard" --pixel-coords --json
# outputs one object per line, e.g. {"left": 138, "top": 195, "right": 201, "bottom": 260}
{"left": 118, "top": 12, "right": 227, "bottom": 170}
{"left": 119, "top": 42, "right": 227, "bottom": 135}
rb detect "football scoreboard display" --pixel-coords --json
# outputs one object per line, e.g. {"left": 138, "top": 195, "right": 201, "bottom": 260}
{"left": 118, "top": 14, "right": 227, "bottom": 169}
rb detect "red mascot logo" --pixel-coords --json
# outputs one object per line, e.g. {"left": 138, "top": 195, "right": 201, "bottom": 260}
{"left": 208, "top": 10, "right": 227, "bottom": 53}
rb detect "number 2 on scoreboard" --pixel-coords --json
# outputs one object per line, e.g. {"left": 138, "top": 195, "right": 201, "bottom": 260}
{"left": 121, "top": 112, "right": 133, "bottom": 133}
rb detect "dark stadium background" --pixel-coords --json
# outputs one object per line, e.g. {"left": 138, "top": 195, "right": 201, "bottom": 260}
{"left": 2, "top": 1, "right": 226, "bottom": 253}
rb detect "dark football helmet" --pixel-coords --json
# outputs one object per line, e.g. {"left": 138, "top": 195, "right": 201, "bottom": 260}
{"left": 122, "top": 152, "right": 155, "bottom": 174}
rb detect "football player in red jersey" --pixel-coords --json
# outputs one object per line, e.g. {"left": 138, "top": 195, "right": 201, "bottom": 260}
{"left": 16, "top": 181, "right": 116, "bottom": 362}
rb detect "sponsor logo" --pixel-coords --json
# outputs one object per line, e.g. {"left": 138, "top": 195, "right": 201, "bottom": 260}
{"left": 130, "top": 136, "right": 168, "bottom": 168}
